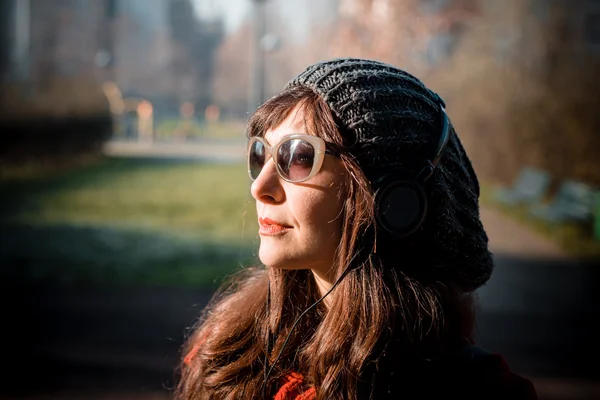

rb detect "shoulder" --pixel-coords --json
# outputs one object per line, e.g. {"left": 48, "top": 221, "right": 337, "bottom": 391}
{"left": 383, "top": 345, "right": 538, "bottom": 399}
{"left": 435, "top": 345, "right": 538, "bottom": 399}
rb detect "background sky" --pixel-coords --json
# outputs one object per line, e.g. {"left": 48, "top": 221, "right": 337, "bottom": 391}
{"left": 192, "top": 0, "right": 313, "bottom": 42}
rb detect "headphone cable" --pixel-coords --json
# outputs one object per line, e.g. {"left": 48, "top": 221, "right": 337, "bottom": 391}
{"left": 261, "top": 255, "right": 360, "bottom": 397}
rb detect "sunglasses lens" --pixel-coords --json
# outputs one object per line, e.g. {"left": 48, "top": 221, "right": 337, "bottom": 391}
{"left": 277, "top": 139, "right": 315, "bottom": 182}
{"left": 249, "top": 140, "right": 266, "bottom": 180}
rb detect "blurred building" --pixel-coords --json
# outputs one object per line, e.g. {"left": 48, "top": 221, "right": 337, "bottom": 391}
{"left": 0, "top": 0, "right": 223, "bottom": 117}
{"left": 0, "top": 0, "right": 223, "bottom": 160}
{"left": 0, "top": 0, "right": 31, "bottom": 82}
{"left": 30, "top": 1, "right": 113, "bottom": 84}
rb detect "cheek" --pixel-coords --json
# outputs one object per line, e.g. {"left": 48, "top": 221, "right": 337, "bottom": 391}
{"left": 299, "top": 190, "right": 344, "bottom": 238}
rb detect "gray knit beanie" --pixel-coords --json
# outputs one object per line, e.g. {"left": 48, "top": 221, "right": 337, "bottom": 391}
{"left": 285, "top": 58, "right": 493, "bottom": 292}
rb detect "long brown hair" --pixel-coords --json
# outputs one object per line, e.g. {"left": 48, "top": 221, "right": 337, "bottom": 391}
{"left": 175, "top": 86, "right": 476, "bottom": 399}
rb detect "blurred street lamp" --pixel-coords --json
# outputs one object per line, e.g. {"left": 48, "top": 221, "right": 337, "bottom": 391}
{"left": 260, "top": 33, "right": 281, "bottom": 52}
{"left": 94, "top": 50, "right": 112, "bottom": 69}
{"left": 248, "top": 0, "right": 280, "bottom": 114}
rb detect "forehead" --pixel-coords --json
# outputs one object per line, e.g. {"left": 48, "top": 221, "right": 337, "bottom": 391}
{"left": 264, "top": 105, "right": 310, "bottom": 145}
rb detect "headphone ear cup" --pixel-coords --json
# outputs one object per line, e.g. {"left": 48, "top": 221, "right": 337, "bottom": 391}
{"left": 375, "top": 180, "right": 427, "bottom": 238}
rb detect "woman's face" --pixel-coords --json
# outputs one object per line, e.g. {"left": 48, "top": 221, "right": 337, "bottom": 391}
{"left": 250, "top": 107, "right": 346, "bottom": 279}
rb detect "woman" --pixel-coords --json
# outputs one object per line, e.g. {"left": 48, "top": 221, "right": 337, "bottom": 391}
{"left": 176, "top": 58, "right": 538, "bottom": 399}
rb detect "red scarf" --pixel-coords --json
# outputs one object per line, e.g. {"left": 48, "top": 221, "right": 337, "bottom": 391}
{"left": 184, "top": 343, "right": 315, "bottom": 399}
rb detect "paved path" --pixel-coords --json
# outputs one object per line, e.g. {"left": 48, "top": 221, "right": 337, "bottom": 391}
{"left": 480, "top": 207, "right": 567, "bottom": 260}
{"left": 103, "top": 139, "right": 246, "bottom": 163}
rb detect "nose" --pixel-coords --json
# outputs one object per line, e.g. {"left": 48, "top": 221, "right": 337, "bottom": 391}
{"left": 250, "top": 159, "right": 285, "bottom": 205}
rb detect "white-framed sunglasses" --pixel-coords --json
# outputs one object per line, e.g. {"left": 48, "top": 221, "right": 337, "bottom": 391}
{"left": 247, "top": 134, "right": 337, "bottom": 183}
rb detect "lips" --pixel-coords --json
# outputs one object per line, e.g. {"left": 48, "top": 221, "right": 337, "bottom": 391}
{"left": 258, "top": 217, "right": 292, "bottom": 236}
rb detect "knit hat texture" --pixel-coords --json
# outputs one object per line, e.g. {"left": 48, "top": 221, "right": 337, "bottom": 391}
{"left": 285, "top": 58, "right": 493, "bottom": 292}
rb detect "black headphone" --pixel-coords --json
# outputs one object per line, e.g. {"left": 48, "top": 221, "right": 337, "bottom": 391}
{"left": 373, "top": 103, "right": 450, "bottom": 238}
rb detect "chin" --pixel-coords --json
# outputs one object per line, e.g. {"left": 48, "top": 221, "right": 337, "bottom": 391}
{"left": 259, "top": 248, "right": 286, "bottom": 269}
{"left": 259, "top": 245, "right": 300, "bottom": 270}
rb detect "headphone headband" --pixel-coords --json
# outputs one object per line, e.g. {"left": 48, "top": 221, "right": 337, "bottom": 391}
{"left": 432, "top": 105, "right": 450, "bottom": 168}
{"left": 416, "top": 103, "right": 450, "bottom": 183}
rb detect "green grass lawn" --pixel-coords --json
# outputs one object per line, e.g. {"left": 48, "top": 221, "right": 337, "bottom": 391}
{"left": 0, "top": 157, "right": 259, "bottom": 288}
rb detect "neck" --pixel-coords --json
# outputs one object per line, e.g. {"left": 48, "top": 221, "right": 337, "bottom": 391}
{"left": 311, "top": 269, "right": 335, "bottom": 308}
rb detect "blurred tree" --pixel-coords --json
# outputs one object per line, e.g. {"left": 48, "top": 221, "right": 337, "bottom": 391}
{"left": 169, "top": 0, "right": 224, "bottom": 116}
{"left": 296, "top": 0, "right": 481, "bottom": 75}
{"left": 505, "top": 0, "right": 600, "bottom": 186}
{"left": 426, "top": 0, "right": 600, "bottom": 186}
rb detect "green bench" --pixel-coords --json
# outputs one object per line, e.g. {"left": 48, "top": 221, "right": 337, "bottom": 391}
{"left": 529, "top": 179, "right": 595, "bottom": 225}
{"left": 494, "top": 167, "right": 551, "bottom": 206}
{"left": 594, "top": 191, "right": 600, "bottom": 241}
